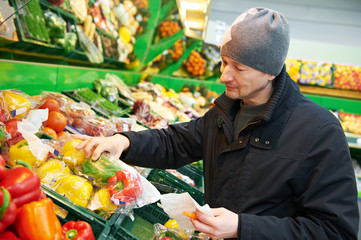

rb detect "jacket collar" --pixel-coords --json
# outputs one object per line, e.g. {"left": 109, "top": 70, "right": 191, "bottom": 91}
{"left": 215, "top": 65, "right": 301, "bottom": 149}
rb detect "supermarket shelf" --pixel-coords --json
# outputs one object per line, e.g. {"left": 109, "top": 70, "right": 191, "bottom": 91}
{"left": 299, "top": 85, "right": 361, "bottom": 100}
{"left": 346, "top": 132, "right": 361, "bottom": 149}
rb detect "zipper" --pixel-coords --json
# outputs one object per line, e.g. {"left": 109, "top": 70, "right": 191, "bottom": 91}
{"left": 236, "top": 119, "right": 262, "bottom": 138}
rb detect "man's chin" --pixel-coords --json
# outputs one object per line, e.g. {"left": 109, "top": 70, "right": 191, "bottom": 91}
{"left": 225, "top": 91, "right": 240, "bottom": 100}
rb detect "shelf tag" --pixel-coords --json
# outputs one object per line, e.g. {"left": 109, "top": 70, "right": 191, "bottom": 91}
{"left": 357, "top": 138, "right": 361, "bottom": 146}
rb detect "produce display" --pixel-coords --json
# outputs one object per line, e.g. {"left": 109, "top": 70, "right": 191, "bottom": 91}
{"left": 298, "top": 60, "right": 333, "bottom": 87}
{"left": 333, "top": 64, "right": 361, "bottom": 91}
{"left": 338, "top": 110, "right": 361, "bottom": 135}
{"left": 285, "top": 58, "right": 302, "bottom": 83}
{"left": 0, "top": 154, "right": 96, "bottom": 239}
{"left": 184, "top": 50, "right": 207, "bottom": 77}
{"left": 1, "top": 1, "right": 361, "bottom": 239}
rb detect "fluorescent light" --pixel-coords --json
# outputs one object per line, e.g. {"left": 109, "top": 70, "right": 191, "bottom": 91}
{"left": 177, "top": 0, "right": 212, "bottom": 40}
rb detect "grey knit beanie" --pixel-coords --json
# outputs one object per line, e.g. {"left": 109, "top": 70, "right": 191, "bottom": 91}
{"left": 220, "top": 7, "right": 290, "bottom": 76}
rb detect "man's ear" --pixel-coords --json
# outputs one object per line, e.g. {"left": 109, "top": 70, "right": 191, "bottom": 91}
{"left": 268, "top": 75, "right": 276, "bottom": 81}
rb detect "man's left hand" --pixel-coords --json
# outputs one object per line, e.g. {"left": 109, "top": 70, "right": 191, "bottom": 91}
{"left": 191, "top": 207, "right": 238, "bottom": 239}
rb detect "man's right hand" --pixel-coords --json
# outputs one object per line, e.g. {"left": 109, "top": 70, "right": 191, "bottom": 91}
{"left": 74, "top": 134, "right": 130, "bottom": 160}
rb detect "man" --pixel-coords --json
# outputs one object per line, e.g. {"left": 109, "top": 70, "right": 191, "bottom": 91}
{"left": 76, "top": 7, "right": 359, "bottom": 239}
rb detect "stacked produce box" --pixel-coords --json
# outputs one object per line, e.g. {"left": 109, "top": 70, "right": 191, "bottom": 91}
{"left": 0, "top": 81, "right": 209, "bottom": 239}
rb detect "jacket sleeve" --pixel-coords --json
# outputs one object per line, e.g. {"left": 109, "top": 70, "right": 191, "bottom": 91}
{"left": 120, "top": 117, "right": 205, "bottom": 169}
{"left": 239, "top": 123, "right": 359, "bottom": 239}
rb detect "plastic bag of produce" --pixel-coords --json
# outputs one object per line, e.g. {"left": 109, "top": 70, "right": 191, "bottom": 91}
{"left": 0, "top": 89, "right": 35, "bottom": 121}
{"left": 55, "top": 174, "right": 93, "bottom": 208}
{"left": 109, "top": 117, "right": 136, "bottom": 132}
{"left": 152, "top": 223, "right": 209, "bottom": 240}
{"left": 77, "top": 25, "right": 103, "bottom": 64}
{"left": 79, "top": 153, "right": 122, "bottom": 186}
{"left": 43, "top": 10, "right": 66, "bottom": 39}
{"left": 60, "top": 138, "right": 86, "bottom": 169}
{"left": 80, "top": 116, "right": 116, "bottom": 137}
{"left": 36, "top": 159, "right": 72, "bottom": 189}
{"left": 88, "top": 187, "right": 119, "bottom": 219}
{"left": 79, "top": 153, "right": 161, "bottom": 214}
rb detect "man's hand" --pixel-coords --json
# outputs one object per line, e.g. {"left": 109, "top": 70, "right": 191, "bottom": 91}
{"left": 191, "top": 207, "right": 238, "bottom": 240}
{"left": 74, "top": 134, "right": 130, "bottom": 160}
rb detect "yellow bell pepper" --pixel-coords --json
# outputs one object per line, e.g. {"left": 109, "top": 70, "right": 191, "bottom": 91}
{"left": 62, "top": 139, "right": 85, "bottom": 169}
{"left": 0, "top": 90, "right": 31, "bottom": 119}
{"left": 164, "top": 219, "right": 180, "bottom": 229}
{"left": 55, "top": 175, "right": 93, "bottom": 208}
{"left": 9, "top": 139, "right": 48, "bottom": 168}
{"left": 95, "top": 188, "right": 118, "bottom": 213}
{"left": 36, "top": 159, "right": 72, "bottom": 188}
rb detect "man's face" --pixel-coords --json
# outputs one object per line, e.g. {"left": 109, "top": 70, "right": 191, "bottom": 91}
{"left": 220, "top": 56, "right": 275, "bottom": 105}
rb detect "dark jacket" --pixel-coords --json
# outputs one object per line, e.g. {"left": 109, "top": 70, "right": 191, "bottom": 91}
{"left": 122, "top": 66, "right": 359, "bottom": 239}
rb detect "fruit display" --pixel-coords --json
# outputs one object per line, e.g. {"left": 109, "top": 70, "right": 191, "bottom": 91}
{"left": 158, "top": 20, "right": 181, "bottom": 39}
{"left": 333, "top": 64, "right": 361, "bottom": 91}
{"left": 298, "top": 60, "right": 333, "bottom": 87}
{"left": 285, "top": 58, "right": 302, "bottom": 82}
{"left": 170, "top": 42, "right": 221, "bottom": 80}
{"left": 184, "top": 50, "right": 207, "bottom": 77}
{"left": 0, "top": 154, "right": 97, "bottom": 239}
{"left": 338, "top": 110, "right": 361, "bottom": 135}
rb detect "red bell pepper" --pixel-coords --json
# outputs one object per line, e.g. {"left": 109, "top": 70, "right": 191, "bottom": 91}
{"left": 0, "top": 155, "right": 5, "bottom": 181}
{"left": 0, "top": 165, "right": 41, "bottom": 208}
{"left": 61, "top": 221, "right": 95, "bottom": 240}
{"left": 15, "top": 197, "right": 62, "bottom": 240}
{"left": 107, "top": 169, "right": 142, "bottom": 205}
{"left": 0, "top": 187, "right": 17, "bottom": 233}
{"left": 0, "top": 231, "right": 19, "bottom": 240}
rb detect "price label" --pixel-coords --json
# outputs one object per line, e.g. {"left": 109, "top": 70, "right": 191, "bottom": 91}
{"left": 357, "top": 138, "right": 361, "bottom": 146}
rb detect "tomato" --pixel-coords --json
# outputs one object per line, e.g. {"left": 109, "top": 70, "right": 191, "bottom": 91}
{"left": 43, "top": 127, "right": 57, "bottom": 139}
{"left": 46, "top": 111, "right": 67, "bottom": 133}
{"left": 57, "top": 131, "right": 66, "bottom": 138}
{"left": 5, "top": 119, "right": 24, "bottom": 145}
{"left": 39, "top": 98, "right": 60, "bottom": 112}
{"left": 0, "top": 109, "right": 7, "bottom": 123}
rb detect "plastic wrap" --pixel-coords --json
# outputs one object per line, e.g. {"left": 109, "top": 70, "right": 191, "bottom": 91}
{"left": 109, "top": 117, "right": 136, "bottom": 132}
{"left": 61, "top": 139, "right": 86, "bottom": 169}
{"left": 88, "top": 188, "right": 118, "bottom": 219}
{"left": 78, "top": 153, "right": 161, "bottom": 214}
{"left": 152, "top": 223, "right": 208, "bottom": 240}
{"left": 0, "top": 89, "right": 34, "bottom": 121}
{"left": 35, "top": 159, "right": 72, "bottom": 189}
{"left": 79, "top": 116, "right": 116, "bottom": 136}
{"left": 79, "top": 153, "right": 123, "bottom": 186}
{"left": 55, "top": 174, "right": 93, "bottom": 208}
{"left": 77, "top": 25, "right": 103, "bottom": 64}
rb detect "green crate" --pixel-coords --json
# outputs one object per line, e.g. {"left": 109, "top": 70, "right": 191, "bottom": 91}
{"left": 177, "top": 164, "right": 204, "bottom": 192}
{"left": 147, "top": 169, "right": 204, "bottom": 205}
{"left": 41, "top": 185, "right": 120, "bottom": 230}
{"left": 42, "top": 185, "right": 112, "bottom": 240}
{"left": 109, "top": 203, "right": 170, "bottom": 240}
{"left": 62, "top": 89, "right": 130, "bottom": 118}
